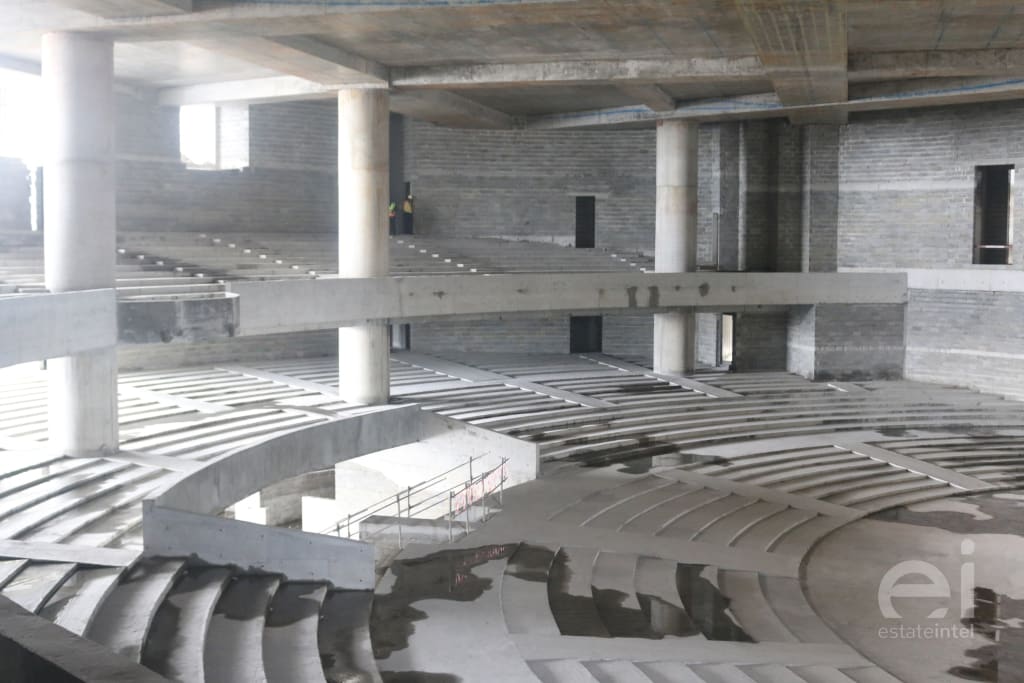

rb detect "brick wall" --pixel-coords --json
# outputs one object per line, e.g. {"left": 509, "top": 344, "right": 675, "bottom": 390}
{"left": 116, "top": 93, "right": 337, "bottom": 235}
{"left": 403, "top": 119, "right": 656, "bottom": 252}
{"left": 733, "top": 311, "right": 788, "bottom": 371}
{"left": 837, "top": 102, "right": 1024, "bottom": 269}
{"left": 603, "top": 313, "right": 653, "bottom": 363}
{"left": 905, "top": 288, "right": 1024, "bottom": 399}
{"left": 411, "top": 315, "right": 569, "bottom": 355}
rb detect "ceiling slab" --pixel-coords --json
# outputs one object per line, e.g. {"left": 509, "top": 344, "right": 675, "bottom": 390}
{"left": 390, "top": 90, "right": 517, "bottom": 129}
{"left": 188, "top": 35, "right": 386, "bottom": 87}
{"left": 51, "top": 0, "right": 189, "bottom": 18}
{"left": 735, "top": 0, "right": 848, "bottom": 124}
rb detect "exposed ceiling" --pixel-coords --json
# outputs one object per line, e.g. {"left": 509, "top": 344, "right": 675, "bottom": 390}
{"left": 3, "top": 0, "right": 1024, "bottom": 128}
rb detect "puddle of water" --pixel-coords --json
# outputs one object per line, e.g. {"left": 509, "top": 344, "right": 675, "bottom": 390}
{"left": 951, "top": 588, "right": 1024, "bottom": 681}
{"left": 370, "top": 545, "right": 517, "bottom": 659}
{"left": 675, "top": 564, "right": 754, "bottom": 643}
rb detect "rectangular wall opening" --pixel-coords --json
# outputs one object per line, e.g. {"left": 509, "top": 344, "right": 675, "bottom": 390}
{"left": 974, "top": 164, "right": 1014, "bottom": 265}
{"left": 569, "top": 315, "right": 602, "bottom": 353}
{"left": 575, "top": 196, "right": 596, "bottom": 248}
{"left": 720, "top": 313, "right": 735, "bottom": 367}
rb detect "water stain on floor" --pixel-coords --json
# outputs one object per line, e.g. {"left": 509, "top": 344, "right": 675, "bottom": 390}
{"left": 370, "top": 544, "right": 517, "bottom": 659}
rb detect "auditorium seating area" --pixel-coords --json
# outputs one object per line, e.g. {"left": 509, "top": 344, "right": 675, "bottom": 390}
{"left": 1, "top": 352, "right": 1021, "bottom": 681}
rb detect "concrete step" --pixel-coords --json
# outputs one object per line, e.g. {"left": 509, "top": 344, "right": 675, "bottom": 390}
{"left": 87, "top": 558, "right": 186, "bottom": 662}
{"left": 318, "top": 588, "right": 380, "bottom": 683}
{"left": 529, "top": 659, "right": 600, "bottom": 683}
{"left": 141, "top": 565, "right": 233, "bottom": 682}
{"left": 547, "top": 547, "right": 608, "bottom": 637}
{"left": 39, "top": 565, "right": 124, "bottom": 636}
{"left": 501, "top": 542, "right": 561, "bottom": 635}
{"left": 583, "top": 660, "right": 655, "bottom": 683}
{"left": 263, "top": 581, "right": 329, "bottom": 683}
{"left": 204, "top": 573, "right": 281, "bottom": 683}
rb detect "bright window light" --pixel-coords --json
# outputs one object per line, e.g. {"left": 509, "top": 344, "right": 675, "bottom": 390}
{"left": 0, "top": 68, "right": 43, "bottom": 166}
{"left": 179, "top": 103, "right": 218, "bottom": 168}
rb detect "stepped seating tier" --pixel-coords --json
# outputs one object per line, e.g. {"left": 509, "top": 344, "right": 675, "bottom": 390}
{"left": 1, "top": 351, "right": 1022, "bottom": 681}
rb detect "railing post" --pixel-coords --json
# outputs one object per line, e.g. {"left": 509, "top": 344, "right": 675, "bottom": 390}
{"left": 500, "top": 458, "right": 505, "bottom": 505}
{"left": 448, "top": 490, "right": 453, "bottom": 543}
{"left": 464, "top": 480, "right": 471, "bottom": 533}
{"left": 347, "top": 513, "right": 352, "bottom": 539}
{"left": 407, "top": 485, "right": 412, "bottom": 519}
{"left": 396, "top": 493, "right": 403, "bottom": 548}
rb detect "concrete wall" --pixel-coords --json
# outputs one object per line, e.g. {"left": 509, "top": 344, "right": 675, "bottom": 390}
{"left": 412, "top": 314, "right": 568, "bottom": 355}
{"left": 788, "top": 303, "right": 905, "bottom": 381}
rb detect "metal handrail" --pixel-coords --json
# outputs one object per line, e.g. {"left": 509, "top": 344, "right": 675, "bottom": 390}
{"left": 326, "top": 456, "right": 509, "bottom": 546}
{"left": 319, "top": 454, "right": 484, "bottom": 534}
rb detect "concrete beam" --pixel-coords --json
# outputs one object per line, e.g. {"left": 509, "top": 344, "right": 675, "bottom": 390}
{"left": 735, "top": 0, "right": 848, "bottom": 124}
{"left": 849, "top": 49, "right": 1024, "bottom": 82}
{"left": 226, "top": 272, "right": 907, "bottom": 337}
{"left": 52, "top": 0, "right": 190, "bottom": 18}
{"left": 390, "top": 90, "right": 518, "bottom": 129}
{"left": 391, "top": 56, "right": 765, "bottom": 88}
{"left": 619, "top": 84, "right": 676, "bottom": 111}
{"left": 157, "top": 76, "right": 336, "bottom": 106}
{"left": 189, "top": 35, "right": 387, "bottom": 87}
{"left": 526, "top": 76, "right": 1024, "bottom": 129}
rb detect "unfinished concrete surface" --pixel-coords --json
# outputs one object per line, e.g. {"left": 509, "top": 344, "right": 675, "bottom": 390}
{"left": 3, "top": 0, "right": 1024, "bottom": 681}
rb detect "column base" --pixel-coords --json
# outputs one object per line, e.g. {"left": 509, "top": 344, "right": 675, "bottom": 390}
{"left": 48, "top": 347, "right": 118, "bottom": 455}
{"left": 653, "top": 310, "right": 696, "bottom": 375}
{"left": 338, "top": 323, "right": 390, "bottom": 405}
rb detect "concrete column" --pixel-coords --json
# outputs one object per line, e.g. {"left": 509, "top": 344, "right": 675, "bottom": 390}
{"left": 42, "top": 33, "right": 118, "bottom": 455}
{"left": 337, "top": 89, "right": 390, "bottom": 404}
{"left": 653, "top": 119, "right": 698, "bottom": 375}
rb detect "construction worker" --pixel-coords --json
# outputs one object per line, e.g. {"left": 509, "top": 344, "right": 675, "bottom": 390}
{"left": 402, "top": 194, "right": 414, "bottom": 234}
{"left": 388, "top": 201, "right": 397, "bottom": 234}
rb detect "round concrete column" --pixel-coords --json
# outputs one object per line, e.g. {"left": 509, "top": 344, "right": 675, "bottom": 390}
{"left": 653, "top": 119, "right": 699, "bottom": 375}
{"left": 337, "top": 89, "right": 390, "bottom": 405}
{"left": 42, "top": 32, "right": 118, "bottom": 455}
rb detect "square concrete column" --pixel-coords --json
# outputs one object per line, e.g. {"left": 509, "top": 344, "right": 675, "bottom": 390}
{"left": 337, "top": 89, "right": 390, "bottom": 404}
{"left": 42, "top": 32, "right": 118, "bottom": 455}
{"left": 653, "top": 119, "right": 698, "bottom": 375}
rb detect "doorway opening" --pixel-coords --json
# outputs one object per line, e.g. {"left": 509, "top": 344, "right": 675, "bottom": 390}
{"left": 575, "top": 196, "right": 596, "bottom": 248}
{"left": 570, "top": 315, "right": 602, "bottom": 353}
{"left": 719, "top": 314, "right": 735, "bottom": 367}
{"left": 974, "top": 164, "right": 1014, "bottom": 265}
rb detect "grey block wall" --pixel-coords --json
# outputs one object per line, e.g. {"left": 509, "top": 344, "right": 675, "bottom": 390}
{"left": 837, "top": 102, "right": 1024, "bottom": 269}
{"left": 733, "top": 311, "right": 789, "bottom": 371}
{"left": 799, "top": 304, "right": 905, "bottom": 381}
{"left": 905, "top": 289, "right": 1024, "bottom": 399}
{"left": 411, "top": 315, "right": 569, "bottom": 355}
{"left": 402, "top": 119, "right": 657, "bottom": 252}
{"left": 116, "top": 93, "right": 337, "bottom": 235}
{"left": 603, "top": 313, "right": 653, "bottom": 363}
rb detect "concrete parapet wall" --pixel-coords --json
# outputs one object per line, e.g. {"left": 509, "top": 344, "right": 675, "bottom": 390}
{"left": 0, "top": 289, "right": 116, "bottom": 369}
{"left": 118, "top": 293, "right": 239, "bottom": 344}
{"left": 787, "top": 303, "right": 906, "bottom": 381}
{"left": 142, "top": 503, "right": 373, "bottom": 589}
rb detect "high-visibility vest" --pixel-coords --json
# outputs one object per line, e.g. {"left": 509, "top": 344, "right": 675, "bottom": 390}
{"left": 403, "top": 199, "right": 413, "bottom": 214}
{"left": 388, "top": 202, "right": 397, "bottom": 218}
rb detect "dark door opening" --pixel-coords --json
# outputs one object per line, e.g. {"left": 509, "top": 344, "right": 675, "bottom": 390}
{"left": 575, "top": 196, "right": 596, "bottom": 248}
{"left": 570, "top": 315, "right": 602, "bottom": 353}
{"left": 974, "top": 164, "right": 1014, "bottom": 264}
